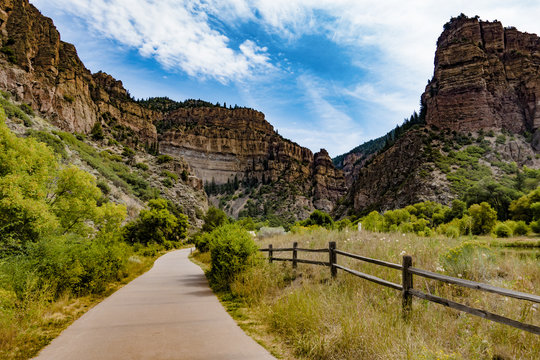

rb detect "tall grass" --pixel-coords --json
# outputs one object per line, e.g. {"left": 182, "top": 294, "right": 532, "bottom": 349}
{"left": 228, "top": 228, "right": 539, "bottom": 359}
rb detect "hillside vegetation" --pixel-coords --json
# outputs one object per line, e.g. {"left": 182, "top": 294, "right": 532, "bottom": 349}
{"left": 0, "top": 101, "right": 191, "bottom": 359}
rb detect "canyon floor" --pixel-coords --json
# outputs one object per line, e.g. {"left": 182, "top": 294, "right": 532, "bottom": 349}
{"left": 33, "top": 249, "right": 274, "bottom": 360}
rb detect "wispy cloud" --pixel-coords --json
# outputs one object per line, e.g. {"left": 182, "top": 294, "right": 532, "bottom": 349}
{"left": 34, "top": 0, "right": 274, "bottom": 84}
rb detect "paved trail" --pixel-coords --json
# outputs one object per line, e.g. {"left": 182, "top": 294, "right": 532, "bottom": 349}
{"left": 35, "top": 249, "right": 275, "bottom": 360}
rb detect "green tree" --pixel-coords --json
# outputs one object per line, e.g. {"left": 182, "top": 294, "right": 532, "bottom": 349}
{"left": 90, "top": 122, "right": 104, "bottom": 140}
{"left": 0, "top": 108, "right": 58, "bottom": 248}
{"left": 202, "top": 207, "right": 228, "bottom": 232}
{"left": 468, "top": 202, "right": 497, "bottom": 235}
{"left": 124, "top": 198, "right": 188, "bottom": 245}
{"left": 509, "top": 187, "right": 540, "bottom": 221}
{"left": 300, "top": 210, "right": 334, "bottom": 229}
{"left": 464, "top": 179, "right": 522, "bottom": 220}
{"left": 49, "top": 166, "right": 102, "bottom": 236}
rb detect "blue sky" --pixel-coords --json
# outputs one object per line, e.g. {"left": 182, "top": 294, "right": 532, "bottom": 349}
{"left": 31, "top": 1, "right": 540, "bottom": 157}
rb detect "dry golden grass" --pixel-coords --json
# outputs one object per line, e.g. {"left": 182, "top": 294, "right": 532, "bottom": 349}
{"left": 228, "top": 228, "right": 539, "bottom": 360}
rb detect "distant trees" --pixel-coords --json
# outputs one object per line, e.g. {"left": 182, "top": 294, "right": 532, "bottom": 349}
{"left": 123, "top": 198, "right": 189, "bottom": 245}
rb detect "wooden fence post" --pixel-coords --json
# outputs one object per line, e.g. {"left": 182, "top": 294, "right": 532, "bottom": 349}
{"left": 402, "top": 255, "right": 413, "bottom": 319}
{"left": 268, "top": 244, "right": 273, "bottom": 264}
{"left": 292, "top": 242, "right": 298, "bottom": 269}
{"left": 329, "top": 241, "right": 337, "bottom": 278}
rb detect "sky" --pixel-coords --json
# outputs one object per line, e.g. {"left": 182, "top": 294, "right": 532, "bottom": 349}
{"left": 31, "top": 1, "right": 540, "bottom": 157}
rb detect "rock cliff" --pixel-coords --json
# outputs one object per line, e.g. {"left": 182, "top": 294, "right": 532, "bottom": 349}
{"left": 158, "top": 107, "right": 346, "bottom": 214}
{"left": 422, "top": 15, "right": 540, "bottom": 141}
{"left": 338, "top": 15, "right": 540, "bottom": 216}
{"left": 0, "top": 0, "right": 158, "bottom": 145}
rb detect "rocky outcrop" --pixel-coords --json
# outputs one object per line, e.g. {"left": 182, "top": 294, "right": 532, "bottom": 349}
{"left": 0, "top": 0, "right": 158, "bottom": 145}
{"left": 335, "top": 130, "right": 452, "bottom": 216}
{"left": 312, "top": 149, "right": 346, "bottom": 211}
{"left": 422, "top": 15, "right": 540, "bottom": 139}
{"left": 159, "top": 107, "right": 346, "bottom": 213}
{"left": 339, "top": 15, "right": 540, "bottom": 215}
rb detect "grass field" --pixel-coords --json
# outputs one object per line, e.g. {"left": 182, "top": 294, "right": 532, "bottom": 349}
{"left": 212, "top": 228, "right": 539, "bottom": 359}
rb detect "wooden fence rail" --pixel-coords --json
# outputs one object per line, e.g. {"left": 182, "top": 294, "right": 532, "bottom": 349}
{"left": 259, "top": 242, "right": 540, "bottom": 335}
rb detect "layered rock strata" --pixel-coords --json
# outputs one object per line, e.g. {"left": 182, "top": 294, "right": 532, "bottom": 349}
{"left": 0, "top": 0, "right": 157, "bottom": 144}
{"left": 422, "top": 15, "right": 540, "bottom": 141}
{"left": 159, "top": 107, "right": 347, "bottom": 213}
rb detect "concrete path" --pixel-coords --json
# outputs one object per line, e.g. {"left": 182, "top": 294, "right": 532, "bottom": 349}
{"left": 35, "top": 249, "right": 275, "bottom": 360}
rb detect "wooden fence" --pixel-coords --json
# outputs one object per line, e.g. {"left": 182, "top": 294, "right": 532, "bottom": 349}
{"left": 259, "top": 241, "right": 540, "bottom": 335}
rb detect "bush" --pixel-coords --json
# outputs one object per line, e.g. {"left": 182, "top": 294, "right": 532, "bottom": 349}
{"left": 445, "top": 225, "right": 460, "bottom": 239}
{"left": 91, "top": 122, "right": 104, "bottom": 140}
{"left": 531, "top": 220, "right": 540, "bottom": 233}
{"left": 202, "top": 207, "right": 228, "bottom": 233}
{"left": 469, "top": 202, "right": 497, "bottom": 235}
{"left": 123, "top": 199, "right": 189, "bottom": 245}
{"left": 440, "top": 242, "right": 493, "bottom": 280}
{"left": 136, "top": 162, "right": 149, "bottom": 171}
{"left": 2, "top": 235, "right": 130, "bottom": 299}
{"left": 208, "top": 224, "right": 259, "bottom": 291}
{"left": 157, "top": 154, "right": 173, "bottom": 164}
{"left": 193, "top": 232, "right": 212, "bottom": 252}
{"left": 494, "top": 223, "right": 512, "bottom": 238}
{"left": 300, "top": 210, "right": 334, "bottom": 229}
{"left": 513, "top": 221, "right": 529, "bottom": 236}
{"left": 258, "top": 226, "right": 286, "bottom": 238}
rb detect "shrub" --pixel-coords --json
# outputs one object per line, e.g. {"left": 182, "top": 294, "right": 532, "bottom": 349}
{"left": 362, "top": 211, "right": 383, "bottom": 232}
{"left": 162, "top": 178, "right": 173, "bottom": 188}
{"left": 193, "top": 232, "right": 212, "bottom": 252}
{"left": 161, "top": 170, "right": 179, "bottom": 182}
{"left": 2, "top": 235, "right": 130, "bottom": 299}
{"left": 530, "top": 220, "right": 540, "bottom": 233}
{"left": 136, "top": 162, "right": 149, "bottom": 171}
{"left": 513, "top": 221, "right": 529, "bottom": 236}
{"left": 202, "top": 207, "right": 228, "bottom": 233}
{"left": 27, "top": 130, "right": 67, "bottom": 159}
{"left": 258, "top": 226, "right": 286, "bottom": 238}
{"left": 208, "top": 224, "right": 259, "bottom": 291}
{"left": 494, "top": 223, "right": 512, "bottom": 238}
{"left": 445, "top": 225, "right": 460, "bottom": 239}
{"left": 90, "top": 122, "right": 104, "bottom": 140}
{"left": 123, "top": 198, "right": 188, "bottom": 245}
{"left": 19, "top": 103, "right": 34, "bottom": 116}
{"left": 300, "top": 210, "right": 334, "bottom": 229}
{"left": 63, "top": 94, "right": 75, "bottom": 103}
{"left": 468, "top": 202, "right": 497, "bottom": 235}
{"left": 157, "top": 154, "right": 173, "bottom": 164}
{"left": 440, "top": 242, "right": 493, "bottom": 280}
{"left": 181, "top": 170, "right": 189, "bottom": 181}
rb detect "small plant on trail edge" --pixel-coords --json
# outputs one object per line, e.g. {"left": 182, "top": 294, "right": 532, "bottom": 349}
{"left": 208, "top": 224, "right": 259, "bottom": 291}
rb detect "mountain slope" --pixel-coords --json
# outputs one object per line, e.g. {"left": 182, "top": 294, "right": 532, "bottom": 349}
{"left": 337, "top": 15, "right": 540, "bottom": 216}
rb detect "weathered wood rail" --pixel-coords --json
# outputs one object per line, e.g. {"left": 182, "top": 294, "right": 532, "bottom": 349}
{"left": 259, "top": 241, "right": 540, "bottom": 335}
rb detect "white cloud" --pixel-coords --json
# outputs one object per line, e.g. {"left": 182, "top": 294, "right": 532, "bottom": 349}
{"left": 33, "top": 0, "right": 274, "bottom": 83}
{"left": 291, "top": 75, "right": 366, "bottom": 156}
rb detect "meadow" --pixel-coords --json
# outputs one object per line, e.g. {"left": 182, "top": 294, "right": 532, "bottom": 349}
{"left": 215, "top": 228, "right": 539, "bottom": 360}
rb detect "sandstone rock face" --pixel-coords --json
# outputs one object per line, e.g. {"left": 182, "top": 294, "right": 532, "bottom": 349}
{"left": 422, "top": 15, "right": 540, "bottom": 138}
{"left": 312, "top": 149, "right": 347, "bottom": 212}
{"left": 159, "top": 107, "right": 346, "bottom": 213}
{"left": 0, "top": 0, "right": 157, "bottom": 144}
